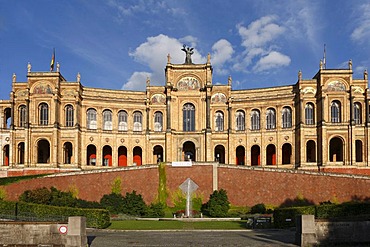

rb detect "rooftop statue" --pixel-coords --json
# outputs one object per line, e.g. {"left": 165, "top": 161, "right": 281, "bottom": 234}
{"left": 181, "top": 44, "right": 194, "bottom": 64}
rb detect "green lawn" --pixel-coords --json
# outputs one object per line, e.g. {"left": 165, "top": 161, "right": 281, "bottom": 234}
{"left": 108, "top": 220, "right": 249, "bottom": 230}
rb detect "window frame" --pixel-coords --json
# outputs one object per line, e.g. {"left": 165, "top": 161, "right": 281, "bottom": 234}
{"left": 87, "top": 108, "right": 97, "bottom": 130}
{"left": 39, "top": 103, "right": 49, "bottom": 125}
{"left": 282, "top": 106, "right": 292, "bottom": 128}
{"left": 251, "top": 109, "right": 260, "bottom": 130}
{"left": 331, "top": 101, "right": 341, "bottom": 123}
{"left": 65, "top": 104, "right": 74, "bottom": 127}
{"left": 235, "top": 110, "right": 245, "bottom": 131}
{"left": 102, "top": 109, "right": 113, "bottom": 130}
{"left": 183, "top": 103, "right": 195, "bottom": 132}
{"left": 266, "top": 108, "right": 276, "bottom": 130}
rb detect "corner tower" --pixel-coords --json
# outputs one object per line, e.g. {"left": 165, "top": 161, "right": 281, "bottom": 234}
{"left": 164, "top": 50, "right": 213, "bottom": 162}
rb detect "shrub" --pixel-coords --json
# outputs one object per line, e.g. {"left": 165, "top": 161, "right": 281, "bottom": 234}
{"left": 122, "top": 191, "right": 147, "bottom": 216}
{"left": 19, "top": 187, "right": 52, "bottom": 204}
{"left": 100, "top": 193, "right": 125, "bottom": 214}
{"left": 19, "top": 187, "right": 98, "bottom": 209}
{"left": 146, "top": 202, "right": 165, "bottom": 217}
{"left": 202, "top": 189, "right": 230, "bottom": 217}
{"left": 251, "top": 203, "right": 266, "bottom": 214}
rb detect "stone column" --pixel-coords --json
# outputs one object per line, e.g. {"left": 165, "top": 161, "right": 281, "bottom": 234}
{"left": 67, "top": 216, "right": 87, "bottom": 247}
{"left": 295, "top": 215, "right": 317, "bottom": 246}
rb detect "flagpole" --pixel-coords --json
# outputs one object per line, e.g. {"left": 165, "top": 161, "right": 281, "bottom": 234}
{"left": 50, "top": 48, "right": 55, "bottom": 72}
{"left": 323, "top": 44, "right": 326, "bottom": 69}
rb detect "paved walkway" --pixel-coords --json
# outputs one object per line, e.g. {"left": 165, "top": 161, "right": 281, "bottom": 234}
{"left": 87, "top": 229, "right": 298, "bottom": 246}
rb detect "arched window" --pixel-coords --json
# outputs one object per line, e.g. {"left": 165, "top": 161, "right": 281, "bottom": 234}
{"left": 65, "top": 105, "right": 74, "bottom": 127}
{"left": 266, "top": 108, "right": 276, "bottom": 130}
{"left": 103, "top": 110, "right": 113, "bottom": 130}
{"left": 183, "top": 103, "right": 195, "bottom": 131}
{"left": 133, "top": 111, "right": 142, "bottom": 131}
{"left": 4, "top": 108, "right": 11, "bottom": 129}
{"left": 305, "top": 103, "right": 314, "bottom": 125}
{"left": 331, "top": 101, "right": 341, "bottom": 123}
{"left": 39, "top": 103, "right": 49, "bottom": 125}
{"left": 235, "top": 110, "right": 245, "bottom": 131}
{"left": 154, "top": 111, "right": 163, "bottom": 131}
{"left": 215, "top": 111, "right": 224, "bottom": 131}
{"left": 282, "top": 107, "right": 292, "bottom": 128}
{"left": 87, "top": 108, "right": 97, "bottom": 130}
{"left": 118, "top": 110, "right": 128, "bottom": 131}
{"left": 354, "top": 102, "right": 362, "bottom": 125}
{"left": 19, "top": 105, "right": 27, "bottom": 127}
{"left": 251, "top": 110, "right": 260, "bottom": 130}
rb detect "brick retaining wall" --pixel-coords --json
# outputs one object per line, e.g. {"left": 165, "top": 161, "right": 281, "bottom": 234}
{"left": 2, "top": 164, "right": 370, "bottom": 206}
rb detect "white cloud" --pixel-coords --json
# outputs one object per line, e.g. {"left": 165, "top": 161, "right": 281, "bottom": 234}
{"left": 122, "top": 71, "right": 151, "bottom": 91}
{"left": 351, "top": 3, "right": 370, "bottom": 42}
{"left": 122, "top": 34, "right": 199, "bottom": 89}
{"left": 253, "top": 51, "right": 291, "bottom": 72}
{"left": 234, "top": 15, "right": 290, "bottom": 73}
{"left": 238, "top": 15, "right": 285, "bottom": 49}
{"left": 122, "top": 34, "right": 233, "bottom": 89}
{"left": 210, "top": 39, "right": 234, "bottom": 75}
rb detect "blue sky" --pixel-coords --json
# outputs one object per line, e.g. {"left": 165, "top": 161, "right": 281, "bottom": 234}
{"left": 1, "top": 0, "right": 370, "bottom": 100}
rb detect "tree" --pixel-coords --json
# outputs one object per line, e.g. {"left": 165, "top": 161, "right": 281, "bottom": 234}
{"left": 122, "top": 191, "right": 147, "bottom": 216}
{"left": 201, "top": 189, "right": 230, "bottom": 217}
{"left": 100, "top": 193, "right": 125, "bottom": 214}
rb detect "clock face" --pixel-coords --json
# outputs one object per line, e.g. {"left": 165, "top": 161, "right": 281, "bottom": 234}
{"left": 177, "top": 77, "right": 200, "bottom": 91}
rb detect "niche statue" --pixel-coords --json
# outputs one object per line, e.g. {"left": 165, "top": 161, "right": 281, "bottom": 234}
{"left": 182, "top": 45, "right": 194, "bottom": 64}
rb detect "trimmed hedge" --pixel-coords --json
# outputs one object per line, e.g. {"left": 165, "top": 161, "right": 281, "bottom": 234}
{"left": 273, "top": 205, "right": 315, "bottom": 228}
{"left": 0, "top": 200, "right": 110, "bottom": 228}
{"left": 273, "top": 202, "right": 370, "bottom": 228}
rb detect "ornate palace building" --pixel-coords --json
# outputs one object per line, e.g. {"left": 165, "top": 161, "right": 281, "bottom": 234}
{"left": 0, "top": 51, "right": 369, "bottom": 174}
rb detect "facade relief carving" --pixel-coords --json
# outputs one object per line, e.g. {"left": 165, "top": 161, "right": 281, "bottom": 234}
{"left": 151, "top": 94, "right": 166, "bottom": 104}
{"left": 302, "top": 87, "right": 316, "bottom": 95}
{"left": 327, "top": 80, "right": 346, "bottom": 92}
{"left": 211, "top": 93, "right": 227, "bottom": 103}
{"left": 33, "top": 83, "right": 53, "bottom": 94}
{"left": 177, "top": 76, "right": 200, "bottom": 91}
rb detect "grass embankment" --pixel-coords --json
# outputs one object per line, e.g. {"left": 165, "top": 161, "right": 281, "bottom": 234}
{"left": 108, "top": 220, "right": 249, "bottom": 230}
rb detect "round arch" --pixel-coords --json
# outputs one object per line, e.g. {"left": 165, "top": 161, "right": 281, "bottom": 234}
{"left": 214, "top": 145, "right": 225, "bottom": 164}
{"left": 133, "top": 146, "right": 142, "bottom": 166}
{"left": 183, "top": 141, "right": 196, "bottom": 161}
{"left": 87, "top": 144, "right": 96, "bottom": 166}
{"left": 251, "top": 145, "right": 260, "bottom": 166}
{"left": 329, "top": 137, "right": 344, "bottom": 162}
{"left": 118, "top": 146, "right": 127, "bottom": 167}
{"left": 102, "top": 145, "right": 112, "bottom": 166}
{"left": 236, "top": 146, "right": 245, "bottom": 165}
{"left": 153, "top": 145, "right": 164, "bottom": 163}
{"left": 266, "top": 144, "right": 276, "bottom": 165}
{"left": 37, "top": 139, "right": 50, "bottom": 164}
{"left": 63, "top": 142, "right": 73, "bottom": 164}
{"left": 282, "top": 143, "right": 292, "bottom": 164}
